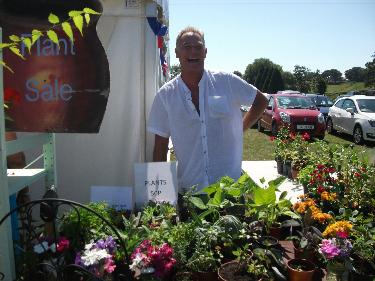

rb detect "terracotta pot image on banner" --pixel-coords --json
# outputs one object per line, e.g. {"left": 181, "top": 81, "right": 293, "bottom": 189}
{"left": 0, "top": 0, "right": 110, "bottom": 133}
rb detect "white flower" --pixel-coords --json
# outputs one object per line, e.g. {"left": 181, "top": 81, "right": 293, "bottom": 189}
{"left": 129, "top": 253, "right": 144, "bottom": 271}
{"left": 80, "top": 248, "right": 110, "bottom": 266}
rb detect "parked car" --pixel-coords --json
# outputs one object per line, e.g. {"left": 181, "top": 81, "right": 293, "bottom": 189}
{"left": 257, "top": 93, "right": 326, "bottom": 139}
{"left": 326, "top": 95, "right": 375, "bottom": 144}
{"left": 304, "top": 93, "right": 333, "bottom": 120}
{"left": 276, "top": 90, "right": 301, "bottom": 95}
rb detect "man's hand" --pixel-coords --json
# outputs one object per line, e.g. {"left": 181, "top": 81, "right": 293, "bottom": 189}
{"left": 243, "top": 90, "right": 268, "bottom": 131}
{"left": 153, "top": 135, "right": 169, "bottom": 161}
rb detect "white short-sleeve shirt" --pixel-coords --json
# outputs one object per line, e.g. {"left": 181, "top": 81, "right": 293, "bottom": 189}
{"left": 147, "top": 70, "right": 257, "bottom": 192}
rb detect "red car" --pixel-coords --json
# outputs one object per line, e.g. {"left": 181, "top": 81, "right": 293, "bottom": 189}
{"left": 257, "top": 93, "right": 326, "bottom": 139}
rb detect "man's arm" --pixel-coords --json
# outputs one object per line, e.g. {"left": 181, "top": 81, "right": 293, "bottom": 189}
{"left": 153, "top": 134, "right": 169, "bottom": 161}
{"left": 243, "top": 90, "right": 268, "bottom": 131}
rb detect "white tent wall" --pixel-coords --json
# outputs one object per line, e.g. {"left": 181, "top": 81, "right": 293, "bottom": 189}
{"left": 26, "top": 0, "right": 166, "bottom": 203}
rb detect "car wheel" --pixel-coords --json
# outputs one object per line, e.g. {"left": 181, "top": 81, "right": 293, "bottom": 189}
{"left": 353, "top": 125, "right": 364, "bottom": 145}
{"left": 326, "top": 118, "right": 336, "bottom": 134}
{"left": 271, "top": 122, "right": 278, "bottom": 136}
{"left": 257, "top": 120, "right": 263, "bottom": 132}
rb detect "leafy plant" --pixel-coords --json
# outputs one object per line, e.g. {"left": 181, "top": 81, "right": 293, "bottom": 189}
{"left": 246, "top": 178, "right": 300, "bottom": 233}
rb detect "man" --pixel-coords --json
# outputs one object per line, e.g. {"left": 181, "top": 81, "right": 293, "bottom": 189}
{"left": 147, "top": 26, "right": 268, "bottom": 192}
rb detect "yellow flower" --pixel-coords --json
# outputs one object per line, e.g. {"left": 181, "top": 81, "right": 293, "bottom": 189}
{"left": 321, "top": 191, "right": 337, "bottom": 201}
{"left": 323, "top": 220, "right": 353, "bottom": 237}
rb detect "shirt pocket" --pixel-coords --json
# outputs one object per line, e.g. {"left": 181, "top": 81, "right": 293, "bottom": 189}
{"left": 208, "top": 95, "right": 230, "bottom": 118}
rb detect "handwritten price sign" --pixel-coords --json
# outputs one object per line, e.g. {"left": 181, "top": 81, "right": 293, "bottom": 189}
{"left": 134, "top": 162, "right": 178, "bottom": 207}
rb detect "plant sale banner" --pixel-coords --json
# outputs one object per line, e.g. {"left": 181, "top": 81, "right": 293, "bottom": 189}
{"left": 0, "top": 0, "right": 110, "bottom": 133}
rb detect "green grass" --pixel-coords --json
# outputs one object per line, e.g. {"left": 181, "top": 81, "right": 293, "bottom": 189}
{"left": 243, "top": 128, "right": 375, "bottom": 161}
{"left": 325, "top": 82, "right": 370, "bottom": 100}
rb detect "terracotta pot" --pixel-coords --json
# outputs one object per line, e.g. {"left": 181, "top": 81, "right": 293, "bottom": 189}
{"left": 218, "top": 260, "right": 256, "bottom": 281}
{"left": 0, "top": 0, "right": 109, "bottom": 133}
{"left": 259, "top": 235, "right": 279, "bottom": 248}
{"left": 293, "top": 246, "right": 318, "bottom": 265}
{"left": 287, "top": 259, "right": 315, "bottom": 281}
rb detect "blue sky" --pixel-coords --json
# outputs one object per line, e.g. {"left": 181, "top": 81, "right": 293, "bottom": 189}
{"left": 168, "top": 0, "right": 375, "bottom": 76}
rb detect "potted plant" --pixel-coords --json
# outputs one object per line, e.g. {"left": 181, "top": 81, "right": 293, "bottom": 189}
{"left": 218, "top": 245, "right": 277, "bottom": 281}
{"left": 287, "top": 258, "right": 315, "bottom": 281}
{"left": 246, "top": 181, "right": 300, "bottom": 238}
{"left": 290, "top": 132, "right": 310, "bottom": 180}
{"left": 350, "top": 221, "right": 375, "bottom": 280}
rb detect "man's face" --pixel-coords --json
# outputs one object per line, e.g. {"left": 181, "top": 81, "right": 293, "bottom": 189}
{"left": 175, "top": 32, "right": 207, "bottom": 73}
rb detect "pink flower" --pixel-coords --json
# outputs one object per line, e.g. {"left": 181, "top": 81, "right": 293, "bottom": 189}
{"left": 57, "top": 237, "right": 70, "bottom": 252}
{"left": 104, "top": 258, "right": 116, "bottom": 273}
{"left": 319, "top": 239, "right": 340, "bottom": 259}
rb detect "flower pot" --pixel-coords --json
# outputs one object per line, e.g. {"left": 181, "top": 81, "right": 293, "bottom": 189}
{"left": 276, "top": 159, "right": 283, "bottom": 174}
{"left": 269, "top": 223, "right": 282, "bottom": 239}
{"left": 218, "top": 260, "right": 254, "bottom": 281}
{"left": 258, "top": 236, "right": 279, "bottom": 248}
{"left": 0, "top": 0, "right": 109, "bottom": 133}
{"left": 293, "top": 246, "right": 318, "bottom": 265}
{"left": 193, "top": 270, "right": 218, "bottom": 281}
{"left": 287, "top": 259, "right": 315, "bottom": 281}
{"left": 350, "top": 258, "right": 375, "bottom": 281}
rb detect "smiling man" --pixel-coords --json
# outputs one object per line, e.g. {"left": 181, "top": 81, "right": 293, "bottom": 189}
{"left": 147, "top": 26, "right": 268, "bottom": 192}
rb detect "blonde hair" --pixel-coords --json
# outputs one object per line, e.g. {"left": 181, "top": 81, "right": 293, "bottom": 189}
{"left": 176, "top": 26, "right": 205, "bottom": 47}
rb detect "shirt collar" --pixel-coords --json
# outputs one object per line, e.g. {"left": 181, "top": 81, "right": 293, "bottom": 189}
{"left": 178, "top": 70, "right": 207, "bottom": 95}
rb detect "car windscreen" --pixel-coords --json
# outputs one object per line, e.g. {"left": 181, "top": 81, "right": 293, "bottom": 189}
{"left": 277, "top": 96, "right": 316, "bottom": 109}
{"left": 357, "top": 99, "right": 375, "bottom": 113}
{"left": 315, "top": 96, "right": 333, "bottom": 107}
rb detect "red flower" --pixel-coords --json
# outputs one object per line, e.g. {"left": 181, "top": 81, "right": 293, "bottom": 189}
{"left": 302, "top": 132, "right": 310, "bottom": 141}
{"left": 317, "top": 186, "right": 325, "bottom": 194}
{"left": 354, "top": 172, "right": 361, "bottom": 178}
{"left": 57, "top": 237, "right": 70, "bottom": 252}
{"left": 317, "top": 164, "right": 325, "bottom": 170}
{"left": 336, "top": 231, "right": 348, "bottom": 239}
{"left": 270, "top": 136, "right": 276, "bottom": 141}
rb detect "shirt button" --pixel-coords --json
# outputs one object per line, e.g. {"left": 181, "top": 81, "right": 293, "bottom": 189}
{"left": 201, "top": 120, "right": 204, "bottom": 123}
{"left": 204, "top": 151, "right": 207, "bottom": 154}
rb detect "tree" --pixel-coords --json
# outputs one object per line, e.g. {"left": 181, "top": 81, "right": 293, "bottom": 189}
{"left": 309, "top": 70, "right": 327, "bottom": 94}
{"left": 243, "top": 58, "right": 284, "bottom": 93}
{"left": 281, "top": 71, "right": 296, "bottom": 90}
{"left": 169, "top": 64, "right": 181, "bottom": 80}
{"left": 345, "top": 67, "right": 366, "bottom": 82}
{"left": 321, "top": 69, "right": 343, "bottom": 84}
{"left": 364, "top": 52, "right": 375, "bottom": 87}
{"left": 233, "top": 70, "right": 242, "bottom": 78}
{"left": 293, "top": 65, "right": 310, "bottom": 93}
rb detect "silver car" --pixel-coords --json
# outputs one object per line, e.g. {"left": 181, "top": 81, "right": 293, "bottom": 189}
{"left": 326, "top": 95, "right": 375, "bottom": 144}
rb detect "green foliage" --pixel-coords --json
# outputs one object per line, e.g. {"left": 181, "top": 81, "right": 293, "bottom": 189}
{"left": 169, "top": 63, "right": 181, "bottom": 79}
{"left": 365, "top": 52, "right": 375, "bottom": 87}
{"left": 60, "top": 202, "right": 115, "bottom": 248}
{"left": 293, "top": 65, "right": 311, "bottom": 92}
{"left": 345, "top": 67, "right": 366, "bottom": 82}
{"left": 244, "top": 58, "right": 284, "bottom": 93}
{"left": 322, "top": 68, "right": 343, "bottom": 84}
{"left": 246, "top": 178, "right": 300, "bottom": 233}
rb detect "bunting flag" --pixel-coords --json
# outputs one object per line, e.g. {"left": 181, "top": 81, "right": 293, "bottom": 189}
{"left": 147, "top": 17, "right": 168, "bottom": 36}
{"left": 147, "top": 16, "right": 169, "bottom": 77}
